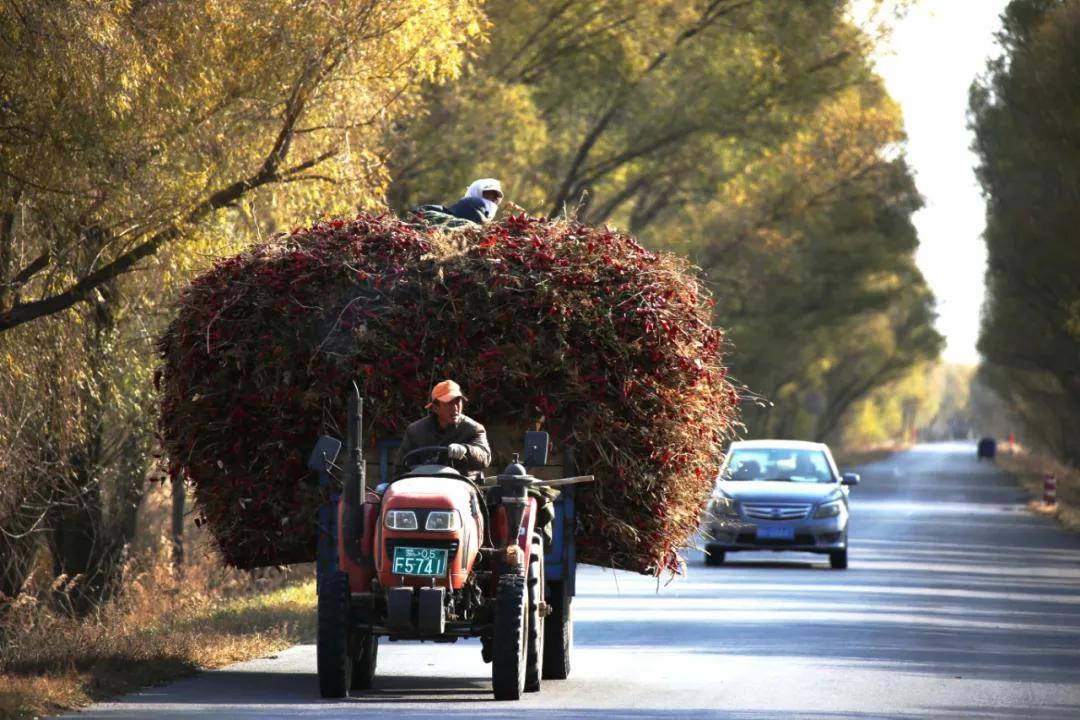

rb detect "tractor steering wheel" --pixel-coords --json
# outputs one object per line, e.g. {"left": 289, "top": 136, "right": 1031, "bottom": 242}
{"left": 401, "top": 445, "right": 452, "bottom": 470}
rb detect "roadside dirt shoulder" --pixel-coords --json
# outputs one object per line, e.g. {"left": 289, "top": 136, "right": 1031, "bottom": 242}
{"left": 0, "top": 581, "right": 315, "bottom": 720}
{"left": 996, "top": 448, "right": 1080, "bottom": 533}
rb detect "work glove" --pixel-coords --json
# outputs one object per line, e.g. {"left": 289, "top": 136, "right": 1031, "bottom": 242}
{"left": 447, "top": 443, "right": 467, "bottom": 460}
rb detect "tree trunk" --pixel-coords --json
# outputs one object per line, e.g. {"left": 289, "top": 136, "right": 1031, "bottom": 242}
{"left": 171, "top": 477, "right": 185, "bottom": 569}
{"left": 0, "top": 529, "right": 39, "bottom": 606}
{"left": 47, "top": 467, "right": 122, "bottom": 615}
{"left": 45, "top": 281, "right": 145, "bottom": 615}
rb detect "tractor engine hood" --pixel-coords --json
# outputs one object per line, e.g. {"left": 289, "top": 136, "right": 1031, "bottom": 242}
{"left": 383, "top": 476, "right": 478, "bottom": 509}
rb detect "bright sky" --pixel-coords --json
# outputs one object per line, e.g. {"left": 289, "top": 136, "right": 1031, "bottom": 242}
{"left": 855, "top": 0, "right": 1011, "bottom": 366}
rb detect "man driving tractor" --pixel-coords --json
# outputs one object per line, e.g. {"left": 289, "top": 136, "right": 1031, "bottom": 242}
{"left": 393, "top": 379, "right": 491, "bottom": 477}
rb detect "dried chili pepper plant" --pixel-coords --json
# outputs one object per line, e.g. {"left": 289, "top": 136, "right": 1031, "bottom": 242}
{"left": 157, "top": 213, "right": 738, "bottom": 574}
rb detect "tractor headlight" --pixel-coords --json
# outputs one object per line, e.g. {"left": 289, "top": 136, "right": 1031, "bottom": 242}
{"left": 814, "top": 500, "right": 843, "bottom": 519}
{"left": 384, "top": 510, "right": 418, "bottom": 530}
{"left": 425, "top": 510, "right": 461, "bottom": 531}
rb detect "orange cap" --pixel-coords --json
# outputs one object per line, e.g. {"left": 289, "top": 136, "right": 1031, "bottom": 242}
{"left": 428, "top": 379, "right": 465, "bottom": 407}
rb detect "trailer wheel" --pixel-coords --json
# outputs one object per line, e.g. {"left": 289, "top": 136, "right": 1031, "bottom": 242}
{"left": 542, "top": 580, "right": 572, "bottom": 679}
{"left": 351, "top": 633, "right": 378, "bottom": 690}
{"left": 525, "top": 534, "right": 545, "bottom": 692}
{"left": 492, "top": 572, "right": 527, "bottom": 700}
{"left": 704, "top": 547, "right": 725, "bottom": 566}
{"left": 317, "top": 571, "right": 351, "bottom": 698}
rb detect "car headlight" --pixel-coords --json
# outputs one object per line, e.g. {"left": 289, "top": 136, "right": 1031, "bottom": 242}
{"left": 424, "top": 510, "right": 461, "bottom": 531}
{"left": 813, "top": 500, "right": 843, "bottom": 519}
{"left": 384, "top": 510, "right": 418, "bottom": 530}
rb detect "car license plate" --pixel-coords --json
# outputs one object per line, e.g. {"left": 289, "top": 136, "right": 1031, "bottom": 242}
{"left": 391, "top": 547, "right": 448, "bottom": 576}
{"left": 756, "top": 526, "right": 795, "bottom": 540}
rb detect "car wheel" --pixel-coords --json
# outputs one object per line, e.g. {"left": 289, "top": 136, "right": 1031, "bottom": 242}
{"left": 829, "top": 548, "right": 848, "bottom": 570}
{"left": 704, "top": 547, "right": 725, "bottom": 566}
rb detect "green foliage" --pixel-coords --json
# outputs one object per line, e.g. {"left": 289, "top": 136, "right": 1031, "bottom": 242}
{"left": 969, "top": 0, "right": 1080, "bottom": 463}
{"left": 695, "top": 83, "right": 942, "bottom": 442}
{"left": 843, "top": 362, "right": 945, "bottom": 448}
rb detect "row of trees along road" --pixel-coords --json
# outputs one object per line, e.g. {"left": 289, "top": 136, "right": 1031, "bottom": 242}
{"left": 0, "top": 0, "right": 940, "bottom": 615}
{"left": 969, "top": 0, "right": 1080, "bottom": 465}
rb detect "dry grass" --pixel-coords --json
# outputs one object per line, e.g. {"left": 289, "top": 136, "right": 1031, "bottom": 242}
{"left": 996, "top": 446, "right": 1080, "bottom": 533}
{"left": 0, "top": 482, "right": 317, "bottom": 720}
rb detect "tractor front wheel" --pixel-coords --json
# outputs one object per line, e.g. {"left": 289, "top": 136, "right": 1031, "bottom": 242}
{"left": 491, "top": 572, "right": 528, "bottom": 700}
{"left": 317, "top": 571, "right": 352, "bottom": 698}
{"left": 525, "top": 534, "right": 545, "bottom": 692}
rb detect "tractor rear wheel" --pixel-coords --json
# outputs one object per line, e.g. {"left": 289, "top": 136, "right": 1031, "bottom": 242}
{"left": 525, "top": 534, "right": 545, "bottom": 692}
{"left": 492, "top": 572, "right": 527, "bottom": 700}
{"left": 317, "top": 571, "right": 351, "bottom": 698}
{"left": 351, "top": 633, "right": 378, "bottom": 690}
{"left": 542, "top": 581, "right": 572, "bottom": 679}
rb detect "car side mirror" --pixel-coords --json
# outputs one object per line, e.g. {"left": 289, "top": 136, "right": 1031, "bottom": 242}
{"left": 308, "top": 435, "right": 342, "bottom": 472}
{"left": 523, "top": 431, "right": 549, "bottom": 467}
{"left": 841, "top": 472, "right": 860, "bottom": 486}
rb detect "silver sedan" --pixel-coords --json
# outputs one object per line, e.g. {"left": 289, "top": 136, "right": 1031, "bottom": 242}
{"left": 705, "top": 439, "right": 860, "bottom": 569}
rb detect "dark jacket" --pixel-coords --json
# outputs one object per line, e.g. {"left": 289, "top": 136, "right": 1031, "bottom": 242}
{"left": 443, "top": 196, "right": 489, "bottom": 223}
{"left": 393, "top": 414, "right": 491, "bottom": 477}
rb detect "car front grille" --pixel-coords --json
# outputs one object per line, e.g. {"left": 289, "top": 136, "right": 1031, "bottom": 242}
{"left": 742, "top": 503, "right": 812, "bottom": 521}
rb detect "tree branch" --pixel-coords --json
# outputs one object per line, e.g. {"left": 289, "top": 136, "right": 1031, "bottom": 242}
{"left": 546, "top": 0, "right": 750, "bottom": 216}
{"left": 7, "top": 252, "right": 50, "bottom": 288}
{"left": 492, "top": 0, "right": 576, "bottom": 81}
{"left": 0, "top": 39, "right": 346, "bottom": 335}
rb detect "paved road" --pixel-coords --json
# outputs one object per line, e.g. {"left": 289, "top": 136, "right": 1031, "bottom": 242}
{"left": 73, "top": 442, "right": 1080, "bottom": 719}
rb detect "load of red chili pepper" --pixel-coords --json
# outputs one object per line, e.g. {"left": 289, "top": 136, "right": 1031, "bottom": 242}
{"left": 157, "top": 212, "right": 739, "bottom": 574}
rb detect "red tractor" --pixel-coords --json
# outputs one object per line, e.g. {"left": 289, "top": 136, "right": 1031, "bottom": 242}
{"left": 308, "top": 387, "right": 590, "bottom": 700}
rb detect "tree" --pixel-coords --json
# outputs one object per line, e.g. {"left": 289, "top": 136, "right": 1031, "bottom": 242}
{"left": 969, "top": 0, "right": 1080, "bottom": 464}
{"left": 0, "top": 0, "right": 482, "bottom": 333}
{"left": 0, "top": 0, "right": 481, "bottom": 612}
{"left": 696, "top": 85, "right": 943, "bottom": 441}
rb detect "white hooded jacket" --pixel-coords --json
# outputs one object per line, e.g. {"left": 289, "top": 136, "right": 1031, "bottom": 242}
{"left": 464, "top": 178, "right": 503, "bottom": 221}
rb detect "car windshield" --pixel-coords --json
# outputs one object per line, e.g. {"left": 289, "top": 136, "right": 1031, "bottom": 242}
{"left": 723, "top": 448, "right": 834, "bottom": 484}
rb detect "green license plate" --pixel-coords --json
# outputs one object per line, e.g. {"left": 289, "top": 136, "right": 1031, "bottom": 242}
{"left": 391, "top": 546, "right": 449, "bottom": 577}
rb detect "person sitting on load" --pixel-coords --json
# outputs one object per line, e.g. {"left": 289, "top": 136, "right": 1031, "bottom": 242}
{"left": 414, "top": 178, "right": 504, "bottom": 226}
{"left": 445, "top": 178, "right": 504, "bottom": 223}
{"left": 393, "top": 379, "right": 492, "bottom": 477}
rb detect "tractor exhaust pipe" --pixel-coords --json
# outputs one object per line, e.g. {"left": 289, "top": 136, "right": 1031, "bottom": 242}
{"left": 342, "top": 382, "right": 366, "bottom": 560}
